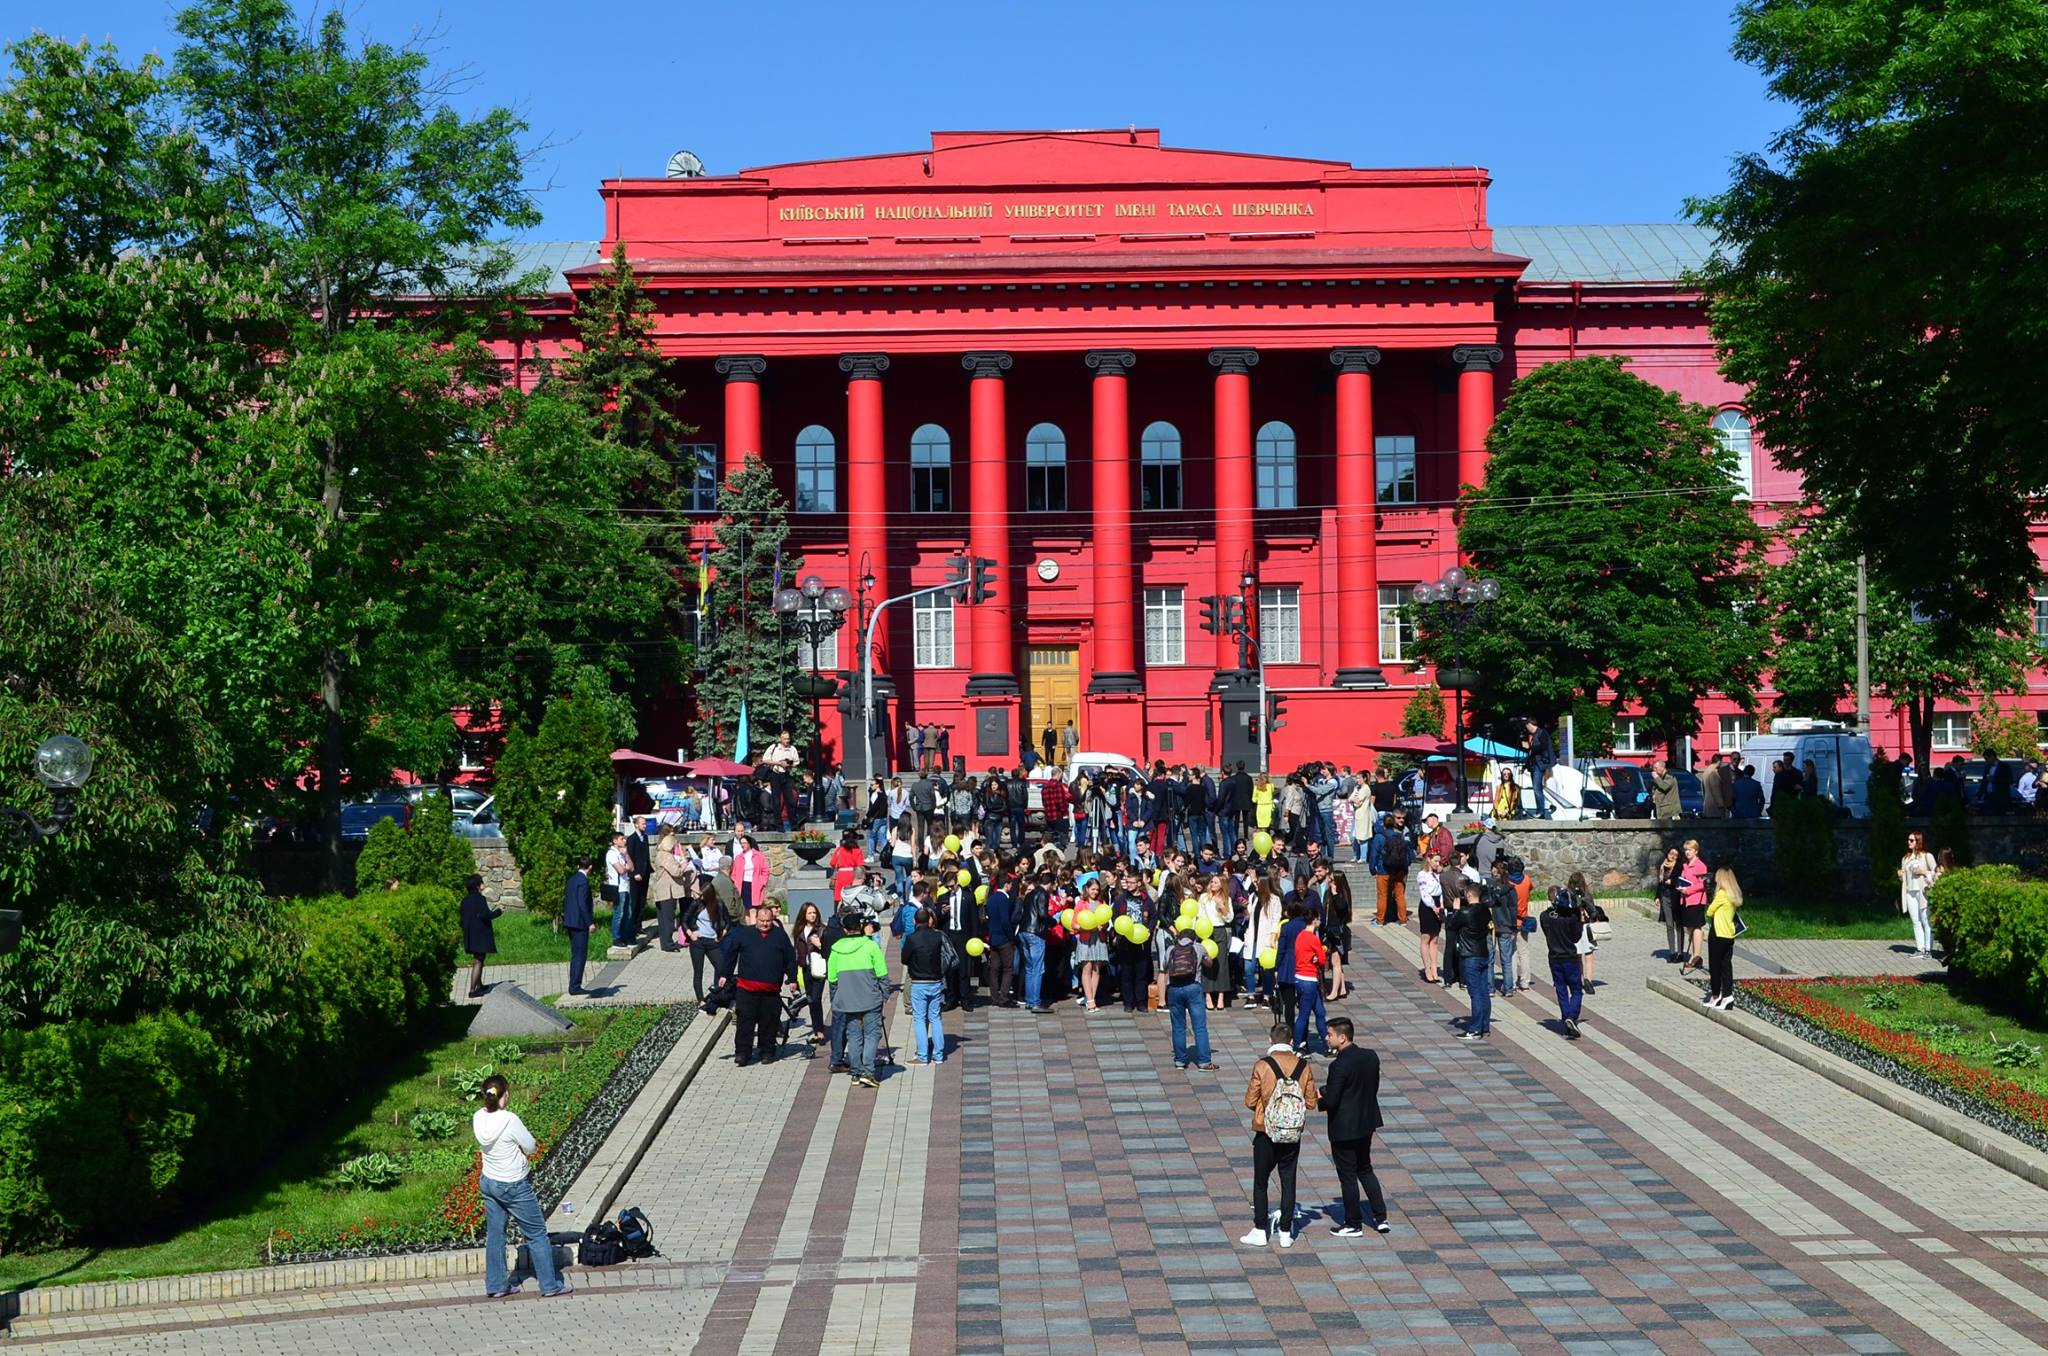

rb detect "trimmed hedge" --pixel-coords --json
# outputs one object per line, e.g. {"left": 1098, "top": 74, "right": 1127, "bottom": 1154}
{"left": 0, "top": 887, "right": 458, "bottom": 1249}
{"left": 1928, "top": 865, "right": 2048, "bottom": 1025}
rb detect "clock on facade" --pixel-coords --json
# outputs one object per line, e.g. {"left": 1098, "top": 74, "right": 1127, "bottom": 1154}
{"left": 1035, "top": 558, "right": 1060, "bottom": 582}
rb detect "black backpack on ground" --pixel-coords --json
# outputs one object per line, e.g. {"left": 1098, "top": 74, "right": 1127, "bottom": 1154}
{"left": 617, "top": 1206, "right": 657, "bottom": 1260}
{"left": 578, "top": 1219, "right": 625, "bottom": 1266}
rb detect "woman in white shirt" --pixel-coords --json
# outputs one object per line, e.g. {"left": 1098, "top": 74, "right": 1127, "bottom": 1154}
{"left": 474, "top": 1074, "right": 571, "bottom": 1299}
{"left": 1900, "top": 830, "right": 1938, "bottom": 958}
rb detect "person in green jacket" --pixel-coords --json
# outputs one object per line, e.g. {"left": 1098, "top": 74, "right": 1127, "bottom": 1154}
{"left": 827, "top": 914, "right": 890, "bottom": 1088}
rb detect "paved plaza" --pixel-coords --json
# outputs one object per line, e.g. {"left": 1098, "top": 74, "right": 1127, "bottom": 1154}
{"left": 18, "top": 909, "right": 2048, "bottom": 1354}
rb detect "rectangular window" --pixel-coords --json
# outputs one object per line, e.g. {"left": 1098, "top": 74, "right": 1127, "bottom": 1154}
{"left": 1143, "top": 586, "right": 1185, "bottom": 666}
{"left": 2037, "top": 711, "right": 2048, "bottom": 749}
{"left": 1377, "top": 586, "right": 1415, "bottom": 664}
{"left": 912, "top": 463, "right": 950, "bottom": 513}
{"left": 457, "top": 732, "right": 490, "bottom": 772}
{"left": 1613, "top": 717, "right": 1648, "bottom": 754}
{"left": 1718, "top": 713, "right": 1757, "bottom": 753}
{"left": 796, "top": 602, "right": 840, "bottom": 671}
{"left": 1932, "top": 712, "right": 1971, "bottom": 750}
{"left": 684, "top": 443, "right": 719, "bottom": 512}
{"left": 795, "top": 461, "right": 834, "bottom": 513}
{"left": 1142, "top": 460, "right": 1181, "bottom": 512}
{"left": 2035, "top": 594, "right": 2048, "bottom": 642}
{"left": 1375, "top": 435, "right": 1417, "bottom": 506}
{"left": 1258, "top": 585, "right": 1301, "bottom": 665}
{"left": 912, "top": 594, "right": 954, "bottom": 669}
{"left": 1026, "top": 462, "right": 1066, "bottom": 512}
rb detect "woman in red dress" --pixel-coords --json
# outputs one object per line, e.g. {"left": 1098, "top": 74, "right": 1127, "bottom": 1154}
{"left": 828, "top": 830, "right": 866, "bottom": 904}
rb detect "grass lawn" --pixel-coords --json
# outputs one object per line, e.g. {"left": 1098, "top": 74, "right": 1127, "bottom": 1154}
{"left": 0, "top": 1005, "right": 632, "bottom": 1293}
{"left": 1593, "top": 892, "right": 1912, "bottom": 941}
{"left": 481, "top": 906, "right": 615, "bottom": 966}
{"left": 1751, "top": 975, "right": 2048, "bottom": 1103}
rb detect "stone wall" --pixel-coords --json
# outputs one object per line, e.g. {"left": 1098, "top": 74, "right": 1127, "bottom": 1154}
{"left": 1498, "top": 816, "right": 2045, "bottom": 897}
{"left": 472, "top": 839, "right": 522, "bottom": 910}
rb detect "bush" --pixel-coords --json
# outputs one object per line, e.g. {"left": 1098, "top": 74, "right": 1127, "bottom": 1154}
{"left": 354, "top": 794, "right": 478, "bottom": 897}
{"left": 1932, "top": 795, "right": 1971, "bottom": 865}
{"left": 0, "top": 886, "right": 458, "bottom": 1248}
{"left": 407, "top": 1108, "right": 462, "bottom": 1141}
{"left": 1928, "top": 865, "right": 2048, "bottom": 1025}
{"left": 1867, "top": 759, "right": 1906, "bottom": 893}
{"left": 494, "top": 679, "right": 620, "bottom": 923}
{"left": 334, "top": 1153, "right": 406, "bottom": 1192}
{"left": 1771, "top": 795, "right": 1838, "bottom": 901}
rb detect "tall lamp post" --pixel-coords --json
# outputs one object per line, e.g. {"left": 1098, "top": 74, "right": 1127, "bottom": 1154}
{"left": 774, "top": 575, "right": 853, "bottom": 819}
{"left": 2, "top": 733, "right": 95, "bottom": 955}
{"left": 1414, "top": 567, "right": 1499, "bottom": 814}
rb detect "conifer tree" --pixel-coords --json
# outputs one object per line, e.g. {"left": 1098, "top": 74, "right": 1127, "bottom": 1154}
{"left": 691, "top": 458, "right": 809, "bottom": 759}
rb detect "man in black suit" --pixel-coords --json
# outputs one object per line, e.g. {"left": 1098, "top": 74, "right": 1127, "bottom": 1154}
{"left": 562, "top": 856, "right": 596, "bottom": 996}
{"left": 938, "top": 876, "right": 984, "bottom": 1011}
{"left": 1320, "top": 1017, "right": 1390, "bottom": 1235}
{"left": 624, "top": 816, "right": 653, "bottom": 945}
{"left": 1226, "top": 760, "right": 1254, "bottom": 857}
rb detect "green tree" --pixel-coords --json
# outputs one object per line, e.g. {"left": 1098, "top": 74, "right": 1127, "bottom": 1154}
{"left": 1374, "top": 684, "right": 1445, "bottom": 778}
{"left": 1868, "top": 749, "right": 1905, "bottom": 894}
{"left": 1973, "top": 697, "right": 2039, "bottom": 762}
{"left": 691, "top": 457, "right": 809, "bottom": 758}
{"left": 494, "top": 676, "right": 625, "bottom": 923}
{"left": 1412, "top": 358, "right": 1768, "bottom": 751}
{"left": 1690, "top": 0, "right": 2048, "bottom": 633}
{"left": 1763, "top": 513, "right": 2031, "bottom": 768}
{"left": 353, "top": 794, "right": 478, "bottom": 897}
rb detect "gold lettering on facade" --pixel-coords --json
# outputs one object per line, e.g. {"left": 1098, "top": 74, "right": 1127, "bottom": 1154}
{"left": 1114, "top": 203, "right": 1156, "bottom": 217}
{"left": 778, "top": 204, "right": 866, "bottom": 222}
{"left": 1231, "top": 202, "right": 1316, "bottom": 217}
{"left": 1002, "top": 203, "right": 1105, "bottom": 219}
{"left": 770, "top": 198, "right": 1318, "bottom": 228}
{"left": 1169, "top": 202, "right": 1223, "bottom": 217}
{"left": 874, "top": 202, "right": 993, "bottom": 220}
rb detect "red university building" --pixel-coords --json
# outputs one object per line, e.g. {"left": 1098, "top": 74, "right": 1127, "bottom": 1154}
{"left": 497, "top": 129, "right": 1981, "bottom": 774}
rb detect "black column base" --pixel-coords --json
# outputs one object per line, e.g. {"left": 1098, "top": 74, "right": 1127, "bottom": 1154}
{"left": 1333, "top": 667, "right": 1388, "bottom": 690}
{"left": 1086, "top": 671, "right": 1143, "bottom": 695}
{"left": 1210, "top": 668, "right": 1257, "bottom": 694}
{"left": 964, "top": 673, "right": 1020, "bottom": 696}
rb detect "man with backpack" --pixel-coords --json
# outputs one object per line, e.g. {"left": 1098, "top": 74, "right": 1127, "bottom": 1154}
{"left": 1377, "top": 813, "right": 1410, "bottom": 924}
{"left": 1241, "top": 1022, "right": 1319, "bottom": 1249}
{"left": 1540, "top": 887, "right": 1588, "bottom": 1039}
{"left": 1163, "top": 925, "right": 1217, "bottom": 1070}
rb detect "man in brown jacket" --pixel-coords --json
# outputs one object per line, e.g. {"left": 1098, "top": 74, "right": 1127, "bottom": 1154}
{"left": 1241, "top": 1023, "right": 1320, "bottom": 1249}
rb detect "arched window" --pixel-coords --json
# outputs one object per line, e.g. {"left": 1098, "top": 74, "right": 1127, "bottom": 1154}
{"left": 1256, "top": 420, "right": 1296, "bottom": 510}
{"left": 794, "top": 425, "right": 835, "bottom": 513}
{"left": 910, "top": 423, "right": 952, "bottom": 512}
{"left": 1713, "top": 409, "right": 1753, "bottom": 500}
{"left": 1025, "top": 421, "right": 1066, "bottom": 512}
{"left": 1140, "top": 420, "right": 1182, "bottom": 511}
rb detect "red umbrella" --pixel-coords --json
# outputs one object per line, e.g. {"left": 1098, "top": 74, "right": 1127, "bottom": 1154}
{"left": 682, "top": 756, "right": 754, "bottom": 778}
{"left": 1357, "top": 735, "right": 1459, "bottom": 757}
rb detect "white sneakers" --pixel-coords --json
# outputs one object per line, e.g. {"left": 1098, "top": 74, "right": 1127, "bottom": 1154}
{"left": 1277, "top": 1229, "right": 1294, "bottom": 1248}
{"left": 1238, "top": 1228, "right": 1269, "bottom": 1246}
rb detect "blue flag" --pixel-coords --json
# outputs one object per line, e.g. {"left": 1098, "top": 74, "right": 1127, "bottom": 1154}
{"left": 734, "top": 698, "right": 749, "bottom": 763}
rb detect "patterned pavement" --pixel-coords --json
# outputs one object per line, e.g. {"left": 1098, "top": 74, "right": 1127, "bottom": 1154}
{"left": 19, "top": 912, "right": 2048, "bottom": 1354}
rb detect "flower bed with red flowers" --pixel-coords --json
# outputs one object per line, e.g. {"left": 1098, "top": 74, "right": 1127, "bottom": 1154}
{"left": 1738, "top": 976, "right": 2048, "bottom": 1148}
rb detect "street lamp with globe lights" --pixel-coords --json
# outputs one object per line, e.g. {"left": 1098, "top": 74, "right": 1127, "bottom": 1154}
{"left": 774, "top": 575, "right": 853, "bottom": 811}
{"left": 1413, "top": 568, "right": 1500, "bottom": 815}
{"left": 2, "top": 733, "right": 94, "bottom": 954}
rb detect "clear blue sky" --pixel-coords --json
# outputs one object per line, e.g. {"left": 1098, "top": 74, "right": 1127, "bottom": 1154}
{"left": 16, "top": 0, "right": 1781, "bottom": 240}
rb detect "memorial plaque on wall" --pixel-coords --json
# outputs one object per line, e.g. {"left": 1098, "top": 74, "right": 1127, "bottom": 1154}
{"left": 976, "top": 708, "right": 1010, "bottom": 756}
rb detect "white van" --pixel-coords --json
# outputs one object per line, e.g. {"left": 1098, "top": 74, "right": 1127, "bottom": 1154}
{"left": 1740, "top": 718, "right": 1873, "bottom": 818}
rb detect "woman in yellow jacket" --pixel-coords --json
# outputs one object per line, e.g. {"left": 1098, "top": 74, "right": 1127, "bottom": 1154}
{"left": 1252, "top": 774, "right": 1276, "bottom": 833}
{"left": 1702, "top": 866, "right": 1742, "bottom": 1011}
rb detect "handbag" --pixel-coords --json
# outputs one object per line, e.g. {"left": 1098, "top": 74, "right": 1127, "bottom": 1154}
{"left": 807, "top": 950, "right": 828, "bottom": 980}
{"left": 1733, "top": 911, "right": 1748, "bottom": 939}
{"left": 1587, "top": 919, "right": 1613, "bottom": 943}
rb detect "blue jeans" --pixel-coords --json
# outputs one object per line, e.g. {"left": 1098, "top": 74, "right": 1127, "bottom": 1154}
{"left": 482, "top": 1174, "right": 564, "bottom": 1296}
{"left": 1551, "top": 957, "right": 1584, "bottom": 1022}
{"left": 830, "top": 1008, "right": 849, "bottom": 1066}
{"left": 842, "top": 1007, "right": 881, "bottom": 1077}
{"left": 910, "top": 980, "right": 945, "bottom": 1061}
{"left": 1292, "top": 978, "right": 1327, "bottom": 1049}
{"left": 867, "top": 819, "right": 889, "bottom": 857}
{"left": 1459, "top": 955, "right": 1492, "bottom": 1034}
{"left": 891, "top": 854, "right": 913, "bottom": 905}
{"left": 1166, "top": 981, "right": 1210, "bottom": 1065}
{"left": 1493, "top": 933, "right": 1516, "bottom": 995}
{"left": 1220, "top": 814, "right": 1239, "bottom": 857}
{"left": 1018, "top": 931, "right": 1046, "bottom": 1008}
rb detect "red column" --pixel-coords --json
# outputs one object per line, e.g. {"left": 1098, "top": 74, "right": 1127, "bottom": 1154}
{"left": 840, "top": 353, "right": 890, "bottom": 680}
{"left": 1085, "top": 350, "right": 1140, "bottom": 692}
{"left": 1452, "top": 344, "right": 1503, "bottom": 493}
{"left": 715, "top": 355, "right": 765, "bottom": 476}
{"left": 1331, "top": 347, "right": 1385, "bottom": 688}
{"left": 963, "top": 352, "right": 1018, "bottom": 695}
{"left": 1210, "top": 347, "right": 1258, "bottom": 676}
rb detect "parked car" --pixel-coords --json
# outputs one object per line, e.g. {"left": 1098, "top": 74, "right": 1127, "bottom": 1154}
{"left": 451, "top": 795, "right": 503, "bottom": 839}
{"left": 1745, "top": 719, "right": 1873, "bottom": 818}
{"left": 1673, "top": 768, "right": 1704, "bottom": 817}
{"left": 339, "top": 791, "right": 410, "bottom": 841}
{"left": 402, "top": 783, "right": 491, "bottom": 814}
{"left": 1583, "top": 760, "right": 1652, "bottom": 819}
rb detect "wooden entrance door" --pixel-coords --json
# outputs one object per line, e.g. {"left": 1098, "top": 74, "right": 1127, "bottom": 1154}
{"left": 1024, "top": 646, "right": 1080, "bottom": 765}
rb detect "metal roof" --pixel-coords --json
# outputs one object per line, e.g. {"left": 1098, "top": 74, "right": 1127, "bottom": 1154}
{"left": 481, "top": 225, "right": 1715, "bottom": 295}
{"left": 1493, "top": 223, "right": 1717, "bottom": 284}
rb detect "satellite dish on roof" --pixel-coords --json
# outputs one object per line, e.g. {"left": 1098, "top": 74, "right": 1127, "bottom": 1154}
{"left": 666, "top": 150, "right": 706, "bottom": 179}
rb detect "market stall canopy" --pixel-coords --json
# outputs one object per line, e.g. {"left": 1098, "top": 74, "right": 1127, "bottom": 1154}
{"left": 1358, "top": 736, "right": 1461, "bottom": 757}
{"left": 609, "top": 749, "right": 694, "bottom": 778}
{"left": 680, "top": 756, "right": 754, "bottom": 779}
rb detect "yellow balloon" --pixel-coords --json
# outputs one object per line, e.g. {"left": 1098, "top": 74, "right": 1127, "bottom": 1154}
{"left": 1202, "top": 938, "right": 1220, "bottom": 961}
{"left": 1258, "top": 947, "right": 1279, "bottom": 969}
{"left": 1129, "top": 923, "right": 1150, "bottom": 944}
{"left": 1091, "top": 907, "right": 1113, "bottom": 930}
{"left": 1059, "top": 908, "right": 1076, "bottom": 930}
{"left": 974, "top": 884, "right": 989, "bottom": 904}
{"left": 944, "top": 834, "right": 962, "bottom": 854}
{"left": 1252, "top": 831, "right": 1274, "bottom": 859}
{"left": 1113, "top": 915, "right": 1134, "bottom": 937}
{"left": 1194, "top": 918, "right": 1215, "bottom": 941}
{"left": 957, "top": 869, "right": 973, "bottom": 887}
{"left": 966, "top": 937, "right": 986, "bottom": 957}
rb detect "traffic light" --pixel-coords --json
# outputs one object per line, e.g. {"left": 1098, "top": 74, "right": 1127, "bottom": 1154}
{"left": 1197, "top": 595, "right": 1222, "bottom": 635}
{"left": 971, "top": 555, "right": 997, "bottom": 605}
{"left": 1222, "top": 595, "right": 1247, "bottom": 637}
{"left": 943, "top": 554, "right": 970, "bottom": 603}
{"left": 1266, "top": 691, "right": 1289, "bottom": 732}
